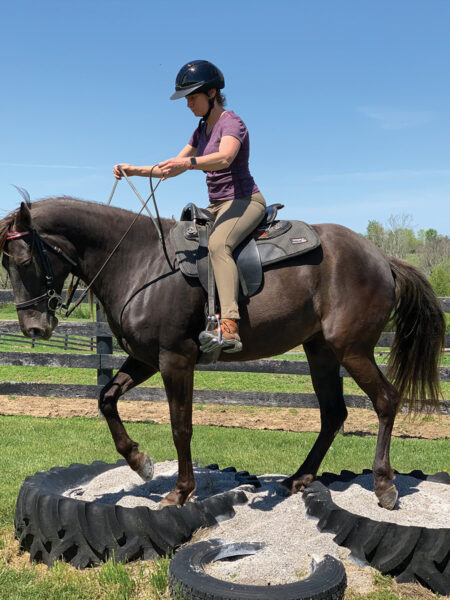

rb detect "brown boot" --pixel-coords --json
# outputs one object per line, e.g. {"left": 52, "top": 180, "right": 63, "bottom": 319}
{"left": 199, "top": 318, "right": 243, "bottom": 353}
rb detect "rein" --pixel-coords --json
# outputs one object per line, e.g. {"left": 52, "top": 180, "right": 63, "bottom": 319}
{"left": 7, "top": 169, "right": 172, "bottom": 317}
{"left": 64, "top": 172, "right": 165, "bottom": 317}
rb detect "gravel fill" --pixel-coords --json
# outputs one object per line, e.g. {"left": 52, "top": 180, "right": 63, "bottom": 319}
{"left": 63, "top": 462, "right": 450, "bottom": 587}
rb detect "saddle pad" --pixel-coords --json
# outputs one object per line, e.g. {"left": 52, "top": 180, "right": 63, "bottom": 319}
{"left": 170, "top": 219, "right": 320, "bottom": 279}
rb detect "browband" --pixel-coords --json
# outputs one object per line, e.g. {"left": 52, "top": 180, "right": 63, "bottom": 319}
{"left": 6, "top": 231, "right": 31, "bottom": 240}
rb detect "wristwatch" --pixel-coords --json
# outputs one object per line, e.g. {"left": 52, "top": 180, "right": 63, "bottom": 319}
{"left": 189, "top": 157, "right": 197, "bottom": 170}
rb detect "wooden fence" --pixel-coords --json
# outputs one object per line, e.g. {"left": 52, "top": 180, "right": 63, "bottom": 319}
{"left": 0, "top": 290, "right": 449, "bottom": 413}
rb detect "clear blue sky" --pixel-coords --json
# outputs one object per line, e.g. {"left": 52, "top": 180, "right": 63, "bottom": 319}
{"left": 1, "top": 0, "right": 449, "bottom": 235}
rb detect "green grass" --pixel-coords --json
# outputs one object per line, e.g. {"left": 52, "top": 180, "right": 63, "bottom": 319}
{"left": 0, "top": 415, "right": 447, "bottom": 599}
{"left": 0, "top": 363, "right": 449, "bottom": 399}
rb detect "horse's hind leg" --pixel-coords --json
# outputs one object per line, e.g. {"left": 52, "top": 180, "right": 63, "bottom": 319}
{"left": 99, "top": 356, "right": 157, "bottom": 481}
{"left": 283, "top": 334, "right": 348, "bottom": 493}
{"left": 338, "top": 352, "right": 400, "bottom": 509}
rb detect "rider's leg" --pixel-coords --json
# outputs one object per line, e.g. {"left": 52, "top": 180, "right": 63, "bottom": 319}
{"left": 200, "top": 193, "right": 266, "bottom": 351}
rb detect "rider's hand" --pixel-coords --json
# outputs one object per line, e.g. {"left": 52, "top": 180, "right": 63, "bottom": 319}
{"left": 158, "top": 157, "right": 189, "bottom": 179}
{"left": 113, "top": 163, "right": 134, "bottom": 180}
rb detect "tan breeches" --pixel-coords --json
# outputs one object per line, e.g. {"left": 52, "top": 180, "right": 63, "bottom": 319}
{"left": 207, "top": 192, "right": 266, "bottom": 319}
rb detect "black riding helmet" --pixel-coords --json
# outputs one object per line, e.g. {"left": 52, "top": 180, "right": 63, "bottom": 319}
{"left": 170, "top": 60, "right": 225, "bottom": 100}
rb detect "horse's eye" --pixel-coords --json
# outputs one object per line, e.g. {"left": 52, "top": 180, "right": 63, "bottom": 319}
{"left": 16, "top": 258, "right": 33, "bottom": 268}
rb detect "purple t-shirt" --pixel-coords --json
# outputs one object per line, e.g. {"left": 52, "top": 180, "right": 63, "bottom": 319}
{"left": 188, "top": 110, "right": 260, "bottom": 202}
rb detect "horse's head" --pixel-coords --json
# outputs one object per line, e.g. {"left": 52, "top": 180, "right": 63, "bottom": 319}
{"left": 1, "top": 201, "right": 75, "bottom": 339}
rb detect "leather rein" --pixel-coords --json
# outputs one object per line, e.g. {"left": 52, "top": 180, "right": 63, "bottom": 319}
{"left": 5, "top": 170, "right": 169, "bottom": 317}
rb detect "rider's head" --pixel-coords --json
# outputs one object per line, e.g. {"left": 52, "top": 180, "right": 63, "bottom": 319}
{"left": 170, "top": 60, "right": 225, "bottom": 120}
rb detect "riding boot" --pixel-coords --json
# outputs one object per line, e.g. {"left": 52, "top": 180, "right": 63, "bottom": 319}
{"left": 199, "top": 318, "right": 243, "bottom": 354}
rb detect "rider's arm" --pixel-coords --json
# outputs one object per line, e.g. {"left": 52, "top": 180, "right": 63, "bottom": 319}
{"left": 113, "top": 144, "right": 197, "bottom": 180}
{"left": 190, "top": 136, "right": 241, "bottom": 171}
{"left": 158, "top": 136, "right": 240, "bottom": 176}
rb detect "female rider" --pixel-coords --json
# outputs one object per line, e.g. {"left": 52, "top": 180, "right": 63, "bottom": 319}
{"left": 114, "top": 60, "right": 265, "bottom": 353}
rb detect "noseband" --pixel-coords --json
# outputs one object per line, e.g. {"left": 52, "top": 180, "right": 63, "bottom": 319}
{"left": 5, "top": 229, "right": 77, "bottom": 312}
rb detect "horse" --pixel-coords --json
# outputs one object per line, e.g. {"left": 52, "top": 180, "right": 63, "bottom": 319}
{"left": 0, "top": 196, "right": 445, "bottom": 510}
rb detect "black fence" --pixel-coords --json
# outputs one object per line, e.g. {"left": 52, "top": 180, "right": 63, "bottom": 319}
{"left": 0, "top": 291, "right": 448, "bottom": 412}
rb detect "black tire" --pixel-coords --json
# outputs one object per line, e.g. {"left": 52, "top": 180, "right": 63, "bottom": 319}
{"left": 169, "top": 539, "right": 347, "bottom": 600}
{"left": 304, "top": 470, "right": 450, "bottom": 596}
{"left": 14, "top": 461, "right": 248, "bottom": 568}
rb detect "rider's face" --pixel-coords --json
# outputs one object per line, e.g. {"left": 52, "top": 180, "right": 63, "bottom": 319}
{"left": 186, "top": 92, "right": 210, "bottom": 117}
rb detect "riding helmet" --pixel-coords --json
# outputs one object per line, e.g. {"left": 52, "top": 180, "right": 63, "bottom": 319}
{"left": 170, "top": 60, "right": 225, "bottom": 100}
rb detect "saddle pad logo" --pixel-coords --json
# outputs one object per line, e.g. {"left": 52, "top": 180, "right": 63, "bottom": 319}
{"left": 290, "top": 237, "right": 308, "bottom": 244}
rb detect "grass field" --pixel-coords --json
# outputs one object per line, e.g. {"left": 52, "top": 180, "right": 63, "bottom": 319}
{"left": 0, "top": 414, "right": 448, "bottom": 600}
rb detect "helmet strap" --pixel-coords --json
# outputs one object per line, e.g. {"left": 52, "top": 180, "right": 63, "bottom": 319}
{"left": 198, "top": 96, "right": 215, "bottom": 130}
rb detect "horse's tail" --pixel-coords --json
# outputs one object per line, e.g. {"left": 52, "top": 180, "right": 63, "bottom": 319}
{"left": 387, "top": 257, "right": 445, "bottom": 413}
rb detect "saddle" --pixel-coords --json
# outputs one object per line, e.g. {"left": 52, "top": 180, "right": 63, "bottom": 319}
{"left": 170, "top": 202, "right": 321, "bottom": 299}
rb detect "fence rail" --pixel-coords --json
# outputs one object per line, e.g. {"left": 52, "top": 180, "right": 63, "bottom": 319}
{"left": 0, "top": 291, "right": 448, "bottom": 413}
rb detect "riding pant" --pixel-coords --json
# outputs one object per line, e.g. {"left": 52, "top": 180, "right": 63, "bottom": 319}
{"left": 207, "top": 192, "right": 266, "bottom": 320}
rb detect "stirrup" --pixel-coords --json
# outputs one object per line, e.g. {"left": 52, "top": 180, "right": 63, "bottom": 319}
{"left": 198, "top": 316, "right": 242, "bottom": 354}
{"left": 199, "top": 332, "right": 242, "bottom": 354}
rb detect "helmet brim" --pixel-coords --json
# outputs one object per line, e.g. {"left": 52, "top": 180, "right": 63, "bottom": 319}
{"left": 170, "top": 81, "right": 206, "bottom": 100}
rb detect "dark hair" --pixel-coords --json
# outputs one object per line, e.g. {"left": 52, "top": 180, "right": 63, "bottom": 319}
{"left": 215, "top": 90, "right": 227, "bottom": 107}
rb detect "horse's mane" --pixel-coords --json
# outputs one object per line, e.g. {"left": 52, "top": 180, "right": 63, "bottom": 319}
{"left": 0, "top": 196, "right": 176, "bottom": 257}
{"left": 0, "top": 210, "right": 18, "bottom": 255}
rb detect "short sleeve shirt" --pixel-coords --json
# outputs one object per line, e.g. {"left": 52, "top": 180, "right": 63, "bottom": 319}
{"left": 188, "top": 110, "right": 259, "bottom": 202}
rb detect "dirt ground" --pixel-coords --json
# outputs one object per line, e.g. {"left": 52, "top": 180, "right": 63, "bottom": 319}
{"left": 0, "top": 395, "right": 449, "bottom": 438}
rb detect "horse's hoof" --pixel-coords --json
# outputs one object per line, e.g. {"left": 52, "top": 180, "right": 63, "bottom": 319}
{"left": 378, "top": 485, "right": 398, "bottom": 510}
{"left": 136, "top": 455, "right": 154, "bottom": 482}
{"left": 159, "top": 487, "right": 196, "bottom": 509}
{"left": 281, "top": 474, "right": 314, "bottom": 494}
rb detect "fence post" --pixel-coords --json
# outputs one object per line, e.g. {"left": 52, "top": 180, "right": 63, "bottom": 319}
{"left": 96, "top": 299, "right": 113, "bottom": 387}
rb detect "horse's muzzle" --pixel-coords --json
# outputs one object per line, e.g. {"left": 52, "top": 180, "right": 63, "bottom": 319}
{"left": 19, "top": 313, "right": 58, "bottom": 340}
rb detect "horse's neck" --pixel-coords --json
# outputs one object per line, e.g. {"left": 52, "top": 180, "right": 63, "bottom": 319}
{"left": 57, "top": 205, "right": 165, "bottom": 309}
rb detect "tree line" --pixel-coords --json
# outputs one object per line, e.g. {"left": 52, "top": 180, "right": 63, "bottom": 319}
{"left": 365, "top": 214, "right": 450, "bottom": 296}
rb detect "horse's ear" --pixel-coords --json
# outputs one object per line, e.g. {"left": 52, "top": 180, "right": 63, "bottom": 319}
{"left": 15, "top": 202, "right": 32, "bottom": 231}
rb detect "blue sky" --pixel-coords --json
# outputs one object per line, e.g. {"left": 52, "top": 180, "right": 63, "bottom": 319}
{"left": 1, "top": 0, "right": 449, "bottom": 235}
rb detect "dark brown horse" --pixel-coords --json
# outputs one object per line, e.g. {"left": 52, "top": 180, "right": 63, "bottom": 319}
{"left": 0, "top": 197, "right": 445, "bottom": 509}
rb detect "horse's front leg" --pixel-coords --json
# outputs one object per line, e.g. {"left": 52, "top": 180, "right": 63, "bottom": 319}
{"left": 99, "top": 356, "right": 157, "bottom": 480}
{"left": 159, "top": 348, "right": 197, "bottom": 507}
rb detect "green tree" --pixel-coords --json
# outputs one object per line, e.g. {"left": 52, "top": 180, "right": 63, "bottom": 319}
{"left": 384, "top": 214, "right": 416, "bottom": 258}
{"left": 425, "top": 228, "right": 438, "bottom": 242}
{"left": 429, "top": 259, "right": 450, "bottom": 296}
{"left": 417, "top": 234, "right": 450, "bottom": 276}
{"left": 366, "top": 220, "right": 385, "bottom": 248}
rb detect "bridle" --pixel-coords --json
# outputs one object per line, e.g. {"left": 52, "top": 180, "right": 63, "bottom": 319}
{"left": 5, "top": 229, "right": 77, "bottom": 313}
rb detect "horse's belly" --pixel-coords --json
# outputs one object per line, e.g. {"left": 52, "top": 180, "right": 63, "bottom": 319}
{"left": 235, "top": 269, "right": 320, "bottom": 360}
